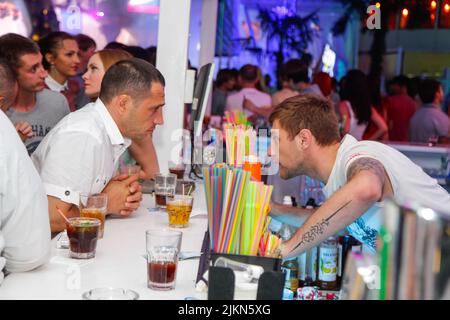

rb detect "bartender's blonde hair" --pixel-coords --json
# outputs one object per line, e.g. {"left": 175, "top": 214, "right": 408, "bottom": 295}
{"left": 269, "top": 94, "right": 341, "bottom": 146}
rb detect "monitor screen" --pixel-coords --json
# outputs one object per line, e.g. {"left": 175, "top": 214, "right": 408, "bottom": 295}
{"left": 190, "top": 62, "right": 215, "bottom": 137}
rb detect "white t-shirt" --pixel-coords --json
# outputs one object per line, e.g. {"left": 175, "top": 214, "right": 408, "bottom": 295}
{"left": 32, "top": 99, "right": 132, "bottom": 206}
{"left": 0, "top": 111, "right": 50, "bottom": 284}
{"left": 225, "top": 88, "right": 272, "bottom": 117}
{"left": 323, "top": 135, "right": 450, "bottom": 252}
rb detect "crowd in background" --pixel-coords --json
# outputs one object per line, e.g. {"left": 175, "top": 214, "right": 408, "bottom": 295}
{"left": 212, "top": 58, "right": 450, "bottom": 145}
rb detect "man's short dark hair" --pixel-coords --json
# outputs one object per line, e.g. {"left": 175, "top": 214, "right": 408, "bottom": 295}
{"left": 239, "top": 64, "right": 258, "bottom": 82}
{"left": 391, "top": 75, "right": 410, "bottom": 88}
{"left": 99, "top": 58, "right": 165, "bottom": 105}
{"left": 75, "top": 34, "right": 96, "bottom": 52}
{"left": 0, "top": 33, "right": 40, "bottom": 76}
{"left": 0, "top": 58, "right": 17, "bottom": 109}
{"left": 216, "top": 69, "right": 236, "bottom": 87}
{"left": 419, "top": 78, "right": 441, "bottom": 104}
{"left": 284, "top": 59, "right": 310, "bottom": 84}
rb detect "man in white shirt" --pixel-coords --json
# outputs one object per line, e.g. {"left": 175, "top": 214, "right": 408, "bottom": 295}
{"left": 0, "top": 60, "right": 50, "bottom": 285}
{"left": 32, "top": 58, "right": 165, "bottom": 232}
{"left": 268, "top": 94, "right": 450, "bottom": 257}
{"left": 225, "top": 64, "right": 271, "bottom": 118}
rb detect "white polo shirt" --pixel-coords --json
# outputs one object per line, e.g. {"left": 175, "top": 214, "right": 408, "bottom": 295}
{"left": 0, "top": 111, "right": 50, "bottom": 284}
{"left": 32, "top": 98, "right": 132, "bottom": 205}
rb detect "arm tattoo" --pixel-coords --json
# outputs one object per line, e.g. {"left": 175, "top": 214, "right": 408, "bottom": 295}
{"left": 288, "top": 200, "right": 352, "bottom": 255}
{"left": 347, "top": 157, "right": 386, "bottom": 185}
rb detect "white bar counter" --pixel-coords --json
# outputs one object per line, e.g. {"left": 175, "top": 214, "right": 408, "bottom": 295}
{"left": 0, "top": 182, "right": 208, "bottom": 300}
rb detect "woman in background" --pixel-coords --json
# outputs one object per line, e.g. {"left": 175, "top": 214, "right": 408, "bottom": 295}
{"left": 339, "top": 70, "right": 387, "bottom": 141}
{"left": 39, "top": 32, "right": 81, "bottom": 112}
{"left": 83, "top": 49, "right": 160, "bottom": 179}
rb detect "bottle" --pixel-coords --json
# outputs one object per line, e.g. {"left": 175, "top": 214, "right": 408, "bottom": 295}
{"left": 282, "top": 195, "right": 293, "bottom": 206}
{"left": 337, "top": 235, "right": 362, "bottom": 289}
{"left": 298, "top": 252, "right": 307, "bottom": 287}
{"left": 304, "top": 247, "right": 318, "bottom": 286}
{"left": 304, "top": 197, "right": 318, "bottom": 209}
{"left": 282, "top": 257, "right": 299, "bottom": 295}
{"left": 317, "top": 236, "right": 338, "bottom": 290}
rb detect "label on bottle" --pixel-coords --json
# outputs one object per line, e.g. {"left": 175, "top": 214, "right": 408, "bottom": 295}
{"left": 351, "top": 245, "right": 362, "bottom": 253}
{"left": 318, "top": 247, "right": 338, "bottom": 282}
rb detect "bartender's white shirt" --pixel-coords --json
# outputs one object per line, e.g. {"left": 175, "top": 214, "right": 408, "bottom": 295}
{"left": 32, "top": 98, "right": 131, "bottom": 205}
{"left": 323, "top": 134, "right": 450, "bottom": 252}
{"left": 0, "top": 111, "right": 50, "bottom": 284}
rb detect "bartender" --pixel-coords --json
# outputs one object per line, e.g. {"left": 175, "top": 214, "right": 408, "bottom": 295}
{"left": 268, "top": 94, "right": 450, "bottom": 258}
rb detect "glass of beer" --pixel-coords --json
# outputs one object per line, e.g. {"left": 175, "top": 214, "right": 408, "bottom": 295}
{"left": 154, "top": 173, "right": 177, "bottom": 209}
{"left": 79, "top": 193, "right": 108, "bottom": 238}
{"left": 166, "top": 194, "right": 194, "bottom": 228}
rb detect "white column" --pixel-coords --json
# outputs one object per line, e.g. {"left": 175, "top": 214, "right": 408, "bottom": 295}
{"left": 199, "top": 0, "right": 218, "bottom": 116}
{"left": 154, "top": 0, "right": 192, "bottom": 174}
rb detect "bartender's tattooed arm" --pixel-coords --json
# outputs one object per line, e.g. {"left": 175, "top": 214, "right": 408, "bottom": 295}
{"left": 287, "top": 200, "right": 352, "bottom": 254}
{"left": 285, "top": 158, "right": 386, "bottom": 256}
{"left": 347, "top": 157, "right": 386, "bottom": 188}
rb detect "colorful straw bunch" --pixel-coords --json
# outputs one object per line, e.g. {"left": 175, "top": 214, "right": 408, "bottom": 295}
{"left": 203, "top": 164, "right": 273, "bottom": 256}
{"left": 223, "top": 124, "right": 257, "bottom": 167}
{"left": 224, "top": 111, "right": 251, "bottom": 126}
{"left": 259, "top": 229, "right": 283, "bottom": 257}
{"left": 241, "top": 182, "right": 273, "bottom": 255}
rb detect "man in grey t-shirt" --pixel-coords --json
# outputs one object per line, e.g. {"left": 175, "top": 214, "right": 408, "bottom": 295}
{"left": 0, "top": 33, "right": 70, "bottom": 155}
{"left": 7, "top": 89, "right": 70, "bottom": 154}
{"left": 409, "top": 79, "right": 450, "bottom": 143}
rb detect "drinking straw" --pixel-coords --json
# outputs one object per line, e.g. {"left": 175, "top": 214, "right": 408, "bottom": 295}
{"left": 222, "top": 169, "right": 241, "bottom": 252}
{"left": 187, "top": 185, "right": 193, "bottom": 196}
{"left": 228, "top": 170, "right": 250, "bottom": 253}
{"left": 56, "top": 206, "right": 71, "bottom": 225}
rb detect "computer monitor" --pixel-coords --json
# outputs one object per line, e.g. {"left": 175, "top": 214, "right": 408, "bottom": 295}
{"left": 190, "top": 62, "right": 215, "bottom": 137}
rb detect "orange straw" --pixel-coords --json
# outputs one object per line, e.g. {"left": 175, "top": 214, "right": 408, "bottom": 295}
{"left": 56, "top": 206, "right": 71, "bottom": 225}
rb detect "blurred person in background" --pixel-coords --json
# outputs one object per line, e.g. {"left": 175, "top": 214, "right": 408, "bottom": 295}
{"left": 410, "top": 78, "right": 449, "bottom": 143}
{"left": 385, "top": 75, "right": 417, "bottom": 142}
{"left": 74, "top": 33, "right": 97, "bottom": 110}
{"left": 211, "top": 69, "right": 237, "bottom": 117}
{"left": 225, "top": 64, "right": 271, "bottom": 118}
{"left": 363, "top": 74, "right": 389, "bottom": 141}
{"left": 39, "top": 32, "right": 81, "bottom": 112}
{"left": 339, "top": 70, "right": 387, "bottom": 141}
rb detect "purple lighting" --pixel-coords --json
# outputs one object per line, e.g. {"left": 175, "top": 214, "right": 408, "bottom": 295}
{"left": 96, "top": 11, "right": 104, "bottom": 17}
